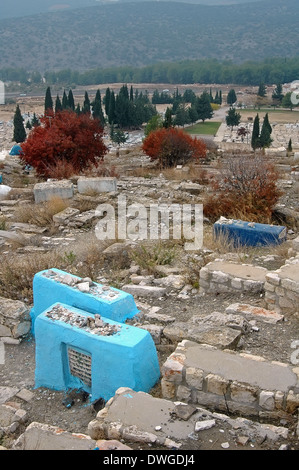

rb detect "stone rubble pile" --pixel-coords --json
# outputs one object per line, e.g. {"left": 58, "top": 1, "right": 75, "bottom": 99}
{"left": 45, "top": 304, "right": 121, "bottom": 337}
{"left": 42, "top": 270, "right": 121, "bottom": 300}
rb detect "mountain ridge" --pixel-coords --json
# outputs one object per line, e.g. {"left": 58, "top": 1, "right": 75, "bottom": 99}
{"left": 0, "top": 0, "right": 297, "bottom": 73}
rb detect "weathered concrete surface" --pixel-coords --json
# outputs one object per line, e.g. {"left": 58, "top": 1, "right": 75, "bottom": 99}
{"left": 12, "top": 422, "right": 97, "bottom": 450}
{"left": 184, "top": 344, "right": 297, "bottom": 393}
{"left": 77, "top": 177, "right": 117, "bottom": 194}
{"left": 204, "top": 261, "right": 267, "bottom": 281}
{"left": 34, "top": 180, "right": 74, "bottom": 203}
{"left": 87, "top": 387, "right": 291, "bottom": 449}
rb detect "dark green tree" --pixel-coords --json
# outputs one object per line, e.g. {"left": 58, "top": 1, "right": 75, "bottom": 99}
{"left": 31, "top": 112, "right": 40, "bottom": 127}
{"left": 251, "top": 114, "right": 260, "bottom": 151}
{"left": 163, "top": 107, "right": 173, "bottom": 128}
{"left": 259, "top": 113, "right": 273, "bottom": 148}
{"left": 104, "top": 88, "right": 111, "bottom": 117}
{"left": 62, "top": 90, "right": 69, "bottom": 110}
{"left": 130, "top": 85, "right": 134, "bottom": 102}
{"left": 174, "top": 104, "right": 191, "bottom": 127}
{"left": 92, "top": 89, "right": 105, "bottom": 127}
{"left": 225, "top": 107, "right": 241, "bottom": 130}
{"left": 108, "top": 91, "right": 116, "bottom": 125}
{"left": 82, "top": 91, "right": 91, "bottom": 114}
{"left": 257, "top": 83, "right": 267, "bottom": 97}
{"left": 226, "top": 89, "right": 237, "bottom": 106}
{"left": 288, "top": 138, "right": 293, "bottom": 153}
{"left": 68, "top": 90, "right": 75, "bottom": 111}
{"left": 75, "top": 103, "right": 81, "bottom": 115}
{"left": 272, "top": 83, "right": 284, "bottom": 104}
{"left": 188, "top": 106, "right": 198, "bottom": 126}
{"left": 44, "top": 87, "right": 53, "bottom": 113}
{"left": 195, "top": 92, "right": 214, "bottom": 122}
{"left": 13, "top": 104, "right": 26, "bottom": 143}
{"left": 110, "top": 123, "right": 128, "bottom": 156}
{"left": 144, "top": 114, "right": 163, "bottom": 137}
{"left": 55, "top": 95, "right": 62, "bottom": 113}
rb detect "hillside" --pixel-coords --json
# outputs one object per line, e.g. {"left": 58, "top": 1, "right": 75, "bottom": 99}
{"left": 0, "top": 0, "right": 298, "bottom": 72}
{"left": 0, "top": 0, "right": 266, "bottom": 19}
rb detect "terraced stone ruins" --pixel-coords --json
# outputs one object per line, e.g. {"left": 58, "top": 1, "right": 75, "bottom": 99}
{"left": 0, "top": 98, "right": 299, "bottom": 452}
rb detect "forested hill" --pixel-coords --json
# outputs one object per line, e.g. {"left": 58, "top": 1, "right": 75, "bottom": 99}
{"left": 0, "top": 0, "right": 298, "bottom": 72}
{"left": 0, "top": 0, "right": 268, "bottom": 20}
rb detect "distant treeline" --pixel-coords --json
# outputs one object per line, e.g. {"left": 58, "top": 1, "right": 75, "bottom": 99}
{"left": 1, "top": 58, "right": 299, "bottom": 87}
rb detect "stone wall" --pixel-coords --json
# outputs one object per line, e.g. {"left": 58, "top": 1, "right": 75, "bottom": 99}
{"left": 265, "top": 255, "right": 299, "bottom": 316}
{"left": 161, "top": 340, "right": 299, "bottom": 420}
{"left": 199, "top": 260, "right": 267, "bottom": 295}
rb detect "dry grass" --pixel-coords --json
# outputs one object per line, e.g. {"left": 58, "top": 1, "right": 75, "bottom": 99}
{"left": 131, "top": 164, "right": 210, "bottom": 184}
{"left": 13, "top": 196, "right": 70, "bottom": 228}
{"left": 203, "top": 225, "right": 291, "bottom": 264}
{"left": 0, "top": 250, "right": 63, "bottom": 302}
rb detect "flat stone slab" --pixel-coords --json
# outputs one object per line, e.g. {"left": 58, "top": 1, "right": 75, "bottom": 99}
{"left": 278, "top": 262, "right": 299, "bottom": 282}
{"left": 184, "top": 343, "right": 296, "bottom": 393}
{"left": 122, "top": 284, "right": 166, "bottom": 298}
{"left": 0, "top": 386, "right": 19, "bottom": 405}
{"left": 225, "top": 303, "right": 284, "bottom": 324}
{"left": 77, "top": 177, "right": 117, "bottom": 194}
{"left": 163, "top": 322, "right": 242, "bottom": 350}
{"left": 204, "top": 261, "right": 267, "bottom": 281}
{"left": 12, "top": 422, "right": 97, "bottom": 450}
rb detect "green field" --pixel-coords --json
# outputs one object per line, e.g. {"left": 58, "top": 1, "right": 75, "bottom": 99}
{"left": 184, "top": 121, "right": 222, "bottom": 136}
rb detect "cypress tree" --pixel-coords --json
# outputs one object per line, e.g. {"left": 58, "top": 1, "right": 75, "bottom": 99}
{"left": 93, "top": 89, "right": 105, "bottom": 127}
{"left": 13, "top": 104, "right": 26, "bottom": 143}
{"left": 251, "top": 114, "right": 260, "bottom": 150}
{"left": 259, "top": 113, "right": 272, "bottom": 148}
{"left": 130, "top": 85, "right": 134, "bottom": 102}
{"left": 62, "top": 90, "right": 69, "bottom": 110}
{"left": 227, "top": 89, "right": 237, "bottom": 106}
{"left": 31, "top": 112, "right": 40, "bottom": 127}
{"left": 68, "top": 90, "right": 75, "bottom": 111}
{"left": 257, "top": 83, "right": 267, "bottom": 97}
{"left": 55, "top": 95, "right": 62, "bottom": 113}
{"left": 44, "top": 87, "right": 53, "bottom": 113}
{"left": 288, "top": 138, "right": 293, "bottom": 153}
{"left": 163, "top": 107, "right": 173, "bottom": 128}
{"left": 104, "top": 88, "right": 111, "bottom": 117}
{"left": 82, "top": 91, "right": 91, "bottom": 114}
{"left": 108, "top": 90, "right": 116, "bottom": 125}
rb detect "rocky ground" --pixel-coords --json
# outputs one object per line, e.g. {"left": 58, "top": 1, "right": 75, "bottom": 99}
{"left": 0, "top": 102, "right": 299, "bottom": 452}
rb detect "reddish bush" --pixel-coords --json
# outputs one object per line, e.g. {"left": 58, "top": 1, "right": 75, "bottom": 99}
{"left": 142, "top": 127, "right": 207, "bottom": 168}
{"left": 203, "top": 154, "right": 282, "bottom": 222}
{"left": 21, "top": 110, "right": 108, "bottom": 177}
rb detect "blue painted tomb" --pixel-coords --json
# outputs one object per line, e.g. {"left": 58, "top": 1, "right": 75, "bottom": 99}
{"left": 30, "top": 268, "right": 139, "bottom": 332}
{"left": 213, "top": 217, "right": 287, "bottom": 247}
{"left": 34, "top": 303, "right": 160, "bottom": 402}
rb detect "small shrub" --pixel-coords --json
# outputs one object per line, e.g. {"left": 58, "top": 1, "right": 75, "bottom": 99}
{"left": 203, "top": 154, "right": 282, "bottom": 223}
{"left": 130, "top": 241, "right": 177, "bottom": 275}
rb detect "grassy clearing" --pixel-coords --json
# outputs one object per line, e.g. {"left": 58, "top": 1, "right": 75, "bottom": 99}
{"left": 184, "top": 121, "right": 221, "bottom": 135}
{"left": 239, "top": 108, "right": 299, "bottom": 123}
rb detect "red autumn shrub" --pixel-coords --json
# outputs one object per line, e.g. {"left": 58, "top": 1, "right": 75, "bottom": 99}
{"left": 142, "top": 127, "right": 207, "bottom": 168}
{"left": 203, "top": 154, "right": 282, "bottom": 223}
{"left": 21, "top": 110, "right": 108, "bottom": 177}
